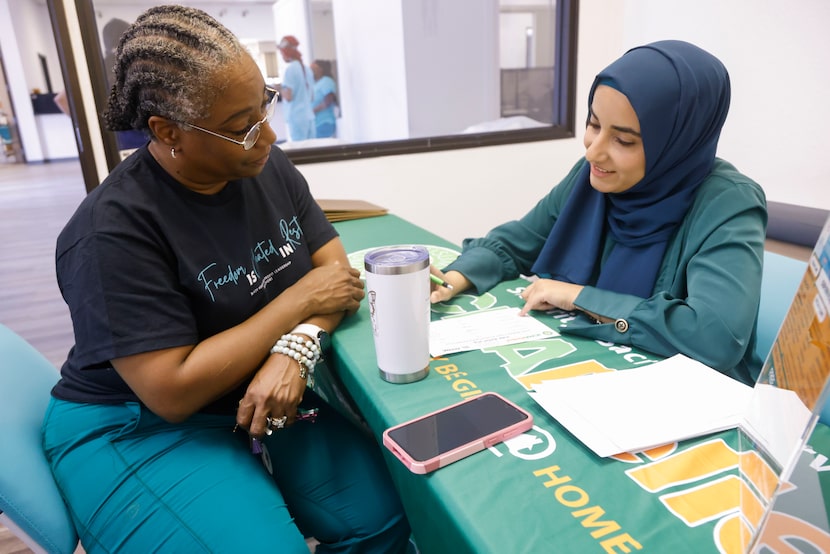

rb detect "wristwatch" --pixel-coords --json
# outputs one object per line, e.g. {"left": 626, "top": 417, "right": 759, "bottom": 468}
{"left": 291, "top": 323, "right": 331, "bottom": 357}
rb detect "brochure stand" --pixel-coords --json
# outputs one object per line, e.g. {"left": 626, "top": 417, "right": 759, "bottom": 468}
{"left": 740, "top": 215, "right": 830, "bottom": 552}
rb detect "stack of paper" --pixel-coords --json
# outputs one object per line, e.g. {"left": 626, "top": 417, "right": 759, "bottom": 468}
{"left": 528, "top": 354, "right": 754, "bottom": 457}
{"left": 429, "top": 307, "right": 558, "bottom": 357}
{"left": 316, "top": 199, "right": 388, "bottom": 222}
{"left": 741, "top": 383, "right": 813, "bottom": 468}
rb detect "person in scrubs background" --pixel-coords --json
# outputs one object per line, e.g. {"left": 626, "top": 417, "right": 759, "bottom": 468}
{"left": 277, "top": 35, "right": 315, "bottom": 141}
{"left": 310, "top": 59, "right": 338, "bottom": 139}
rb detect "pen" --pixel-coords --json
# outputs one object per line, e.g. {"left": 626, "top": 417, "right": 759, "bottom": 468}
{"left": 430, "top": 274, "right": 454, "bottom": 290}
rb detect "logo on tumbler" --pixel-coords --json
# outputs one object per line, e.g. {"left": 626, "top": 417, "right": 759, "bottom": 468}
{"left": 369, "top": 290, "right": 378, "bottom": 334}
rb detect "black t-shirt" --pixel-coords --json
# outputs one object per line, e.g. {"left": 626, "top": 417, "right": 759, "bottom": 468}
{"left": 52, "top": 146, "right": 337, "bottom": 413}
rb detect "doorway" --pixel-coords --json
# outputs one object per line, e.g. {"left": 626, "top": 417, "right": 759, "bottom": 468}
{"left": 0, "top": 55, "right": 23, "bottom": 163}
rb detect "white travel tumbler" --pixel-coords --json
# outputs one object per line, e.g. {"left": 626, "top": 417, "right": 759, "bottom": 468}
{"left": 364, "top": 245, "right": 430, "bottom": 383}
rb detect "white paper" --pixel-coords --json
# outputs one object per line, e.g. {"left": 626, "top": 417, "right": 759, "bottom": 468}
{"left": 529, "top": 354, "right": 754, "bottom": 457}
{"left": 429, "top": 307, "right": 558, "bottom": 357}
{"left": 739, "top": 383, "right": 814, "bottom": 468}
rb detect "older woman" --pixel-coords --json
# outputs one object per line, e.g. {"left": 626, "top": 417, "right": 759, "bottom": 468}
{"left": 43, "top": 6, "right": 411, "bottom": 553}
{"left": 431, "top": 41, "right": 766, "bottom": 386}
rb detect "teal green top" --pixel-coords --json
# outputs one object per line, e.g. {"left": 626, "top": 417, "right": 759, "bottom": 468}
{"left": 445, "top": 158, "right": 767, "bottom": 385}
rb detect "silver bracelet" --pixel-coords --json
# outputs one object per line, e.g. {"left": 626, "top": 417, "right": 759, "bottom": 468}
{"left": 271, "top": 333, "right": 320, "bottom": 381}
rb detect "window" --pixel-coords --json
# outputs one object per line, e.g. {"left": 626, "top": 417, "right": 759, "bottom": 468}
{"left": 56, "top": 0, "right": 578, "bottom": 173}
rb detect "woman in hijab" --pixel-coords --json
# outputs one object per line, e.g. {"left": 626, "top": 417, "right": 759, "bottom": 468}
{"left": 430, "top": 40, "right": 766, "bottom": 386}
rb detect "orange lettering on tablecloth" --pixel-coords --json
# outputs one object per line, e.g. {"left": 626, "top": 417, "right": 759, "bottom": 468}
{"left": 753, "top": 511, "right": 830, "bottom": 554}
{"left": 610, "top": 444, "right": 677, "bottom": 464}
{"left": 433, "top": 364, "right": 482, "bottom": 398}
{"left": 572, "top": 506, "right": 621, "bottom": 538}
{"left": 611, "top": 452, "right": 643, "bottom": 463}
{"left": 534, "top": 465, "right": 572, "bottom": 487}
{"left": 434, "top": 363, "right": 459, "bottom": 375}
{"left": 626, "top": 440, "right": 738, "bottom": 492}
{"left": 599, "top": 533, "right": 643, "bottom": 554}
{"left": 660, "top": 475, "right": 764, "bottom": 528}
{"left": 738, "top": 449, "right": 780, "bottom": 502}
{"left": 640, "top": 443, "right": 677, "bottom": 460}
{"left": 533, "top": 465, "right": 642, "bottom": 552}
{"left": 555, "top": 485, "right": 590, "bottom": 507}
{"left": 713, "top": 514, "right": 752, "bottom": 554}
{"left": 515, "top": 359, "right": 614, "bottom": 391}
{"left": 623, "top": 438, "right": 779, "bottom": 533}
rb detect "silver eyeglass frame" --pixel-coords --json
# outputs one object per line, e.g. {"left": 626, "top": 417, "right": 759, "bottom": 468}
{"left": 183, "top": 88, "right": 279, "bottom": 150}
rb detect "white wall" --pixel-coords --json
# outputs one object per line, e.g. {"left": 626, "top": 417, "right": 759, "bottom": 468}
{"left": 332, "top": 0, "right": 409, "bottom": 143}
{"left": 8, "top": 1, "right": 61, "bottom": 94}
{"left": 1, "top": 0, "right": 53, "bottom": 161}
{"left": 35, "top": 114, "right": 78, "bottom": 159}
{"left": 298, "top": 0, "right": 622, "bottom": 245}
{"left": 93, "top": 3, "right": 276, "bottom": 43}
{"left": 309, "top": 2, "right": 336, "bottom": 61}
{"left": 402, "top": 0, "right": 500, "bottom": 138}
{"left": 619, "top": 0, "right": 829, "bottom": 217}
{"left": 330, "top": 0, "right": 499, "bottom": 143}
{"left": 272, "top": 0, "right": 311, "bottom": 62}
{"left": 297, "top": 0, "right": 829, "bottom": 247}
{"left": 500, "top": 6, "right": 556, "bottom": 69}
{"left": 500, "top": 12, "right": 536, "bottom": 68}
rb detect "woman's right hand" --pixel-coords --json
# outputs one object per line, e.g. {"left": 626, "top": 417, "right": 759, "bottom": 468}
{"left": 296, "top": 262, "right": 365, "bottom": 315}
{"left": 430, "top": 266, "right": 468, "bottom": 304}
{"left": 237, "top": 352, "right": 307, "bottom": 437}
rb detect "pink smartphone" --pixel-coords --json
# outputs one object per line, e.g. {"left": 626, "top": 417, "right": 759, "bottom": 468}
{"left": 382, "top": 392, "right": 533, "bottom": 474}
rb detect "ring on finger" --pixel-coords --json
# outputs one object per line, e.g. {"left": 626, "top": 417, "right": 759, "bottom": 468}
{"left": 266, "top": 415, "right": 288, "bottom": 432}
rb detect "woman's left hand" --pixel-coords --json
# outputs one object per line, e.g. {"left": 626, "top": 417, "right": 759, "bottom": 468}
{"left": 519, "top": 279, "right": 584, "bottom": 316}
{"left": 236, "top": 353, "right": 307, "bottom": 437}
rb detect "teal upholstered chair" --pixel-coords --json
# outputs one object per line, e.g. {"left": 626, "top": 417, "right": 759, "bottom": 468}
{"left": 0, "top": 323, "right": 79, "bottom": 554}
{"left": 755, "top": 251, "right": 807, "bottom": 366}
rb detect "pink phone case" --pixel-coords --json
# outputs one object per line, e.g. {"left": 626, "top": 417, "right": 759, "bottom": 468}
{"left": 382, "top": 392, "right": 533, "bottom": 474}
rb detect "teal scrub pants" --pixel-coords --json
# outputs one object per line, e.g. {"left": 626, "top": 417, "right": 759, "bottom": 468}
{"left": 315, "top": 121, "right": 336, "bottom": 139}
{"left": 287, "top": 117, "right": 315, "bottom": 141}
{"left": 42, "top": 393, "right": 411, "bottom": 553}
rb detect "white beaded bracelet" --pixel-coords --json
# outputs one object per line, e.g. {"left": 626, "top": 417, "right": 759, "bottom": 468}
{"left": 270, "top": 333, "right": 320, "bottom": 382}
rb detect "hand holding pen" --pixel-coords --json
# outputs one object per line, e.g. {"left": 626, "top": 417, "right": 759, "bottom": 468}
{"left": 430, "top": 273, "right": 453, "bottom": 290}
{"left": 430, "top": 266, "right": 462, "bottom": 304}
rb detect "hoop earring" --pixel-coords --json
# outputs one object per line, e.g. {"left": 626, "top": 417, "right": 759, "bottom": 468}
{"left": 170, "top": 148, "right": 177, "bottom": 159}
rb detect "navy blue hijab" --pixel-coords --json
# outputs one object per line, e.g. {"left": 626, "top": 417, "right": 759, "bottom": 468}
{"left": 531, "top": 40, "right": 731, "bottom": 297}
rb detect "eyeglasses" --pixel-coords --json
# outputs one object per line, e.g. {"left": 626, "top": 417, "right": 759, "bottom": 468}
{"left": 184, "top": 88, "right": 279, "bottom": 150}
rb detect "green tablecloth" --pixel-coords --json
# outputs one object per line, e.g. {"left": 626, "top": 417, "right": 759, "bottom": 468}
{"left": 328, "top": 214, "right": 828, "bottom": 554}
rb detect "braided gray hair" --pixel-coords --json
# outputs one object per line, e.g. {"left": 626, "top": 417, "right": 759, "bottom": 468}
{"left": 104, "top": 5, "right": 249, "bottom": 133}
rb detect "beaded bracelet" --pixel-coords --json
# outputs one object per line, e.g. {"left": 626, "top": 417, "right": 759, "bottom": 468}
{"left": 271, "top": 333, "right": 320, "bottom": 382}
